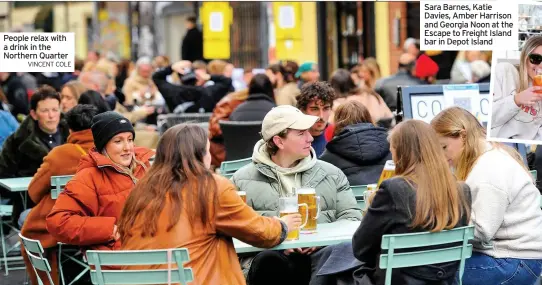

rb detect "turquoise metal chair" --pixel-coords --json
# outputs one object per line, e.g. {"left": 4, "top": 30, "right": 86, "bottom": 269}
{"left": 19, "top": 233, "right": 55, "bottom": 285}
{"left": 51, "top": 175, "right": 73, "bottom": 200}
{"left": 57, "top": 242, "right": 90, "bottom": 285}
{"left": 351, "top": 185, "right": 368, "bottom": 211}
{"left": 351, "top": 185, "right": 368, "bottom": 197}
{"left": 219, "top": 158, "right": 252, "bottom": 179}
{"left": 0, "top": 203, "right": 24, "bottom": 275}
{"left": 0, "top": 176, "right": 32, "bottom": 274}
{"left": 86, "top": 248, "right": 194, "bottom": 285}
{"left": 51, "top": 175, "right": 90, "bottom": 285}
{"left": 379, "top": 225, "right": 474, "bottom": 285}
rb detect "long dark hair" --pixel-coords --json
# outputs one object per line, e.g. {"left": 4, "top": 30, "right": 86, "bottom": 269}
{"left": 248, "top": 73, "right": 275, "bottom": 99}
{"left": 329, "top": 69, "right": 357, "bottom": 98}
{"left": 118, "top": 124, "right": 218, "bottom": 240}
{"left": 78, "top": 90, "right": 111, "bottom": 114}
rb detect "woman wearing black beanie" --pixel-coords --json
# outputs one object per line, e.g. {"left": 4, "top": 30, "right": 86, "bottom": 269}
{"left": 46, "top": 111, "right": 155, "bottom": 255}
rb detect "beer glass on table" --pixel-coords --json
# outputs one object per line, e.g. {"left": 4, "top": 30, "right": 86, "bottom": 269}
{"left": 364, "top": 189, "right": 378, "bottom": 207}
{"left": 237, "top": 191, "right": 247, "bottom": 203}
{"left": 279, "top": 196, "right": 308, "bottom": 241}
{"left": 297, "top": 188, "right": 320, "bottom": 234}
{"left": 376, "top": 160, "right": 396, "bottom": 188}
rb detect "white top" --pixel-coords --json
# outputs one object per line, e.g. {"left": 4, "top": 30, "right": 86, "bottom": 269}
{"left": 490, "top": 62, "right": 542, "bottom": 140}
{"left": 465, "top": 143, "right": 542, "bottom": 259}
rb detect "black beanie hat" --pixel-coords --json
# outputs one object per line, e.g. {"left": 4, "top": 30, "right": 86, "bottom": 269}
{"left": 91, "top": 111, "right": 135, "bottom": 152}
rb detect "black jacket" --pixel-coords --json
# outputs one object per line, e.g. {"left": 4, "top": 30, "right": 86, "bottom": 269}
{"left": 181, "top": 27, "right": 204, "bottom": 62}
{"left": 152, "top": 66, "right": 232, "bottom": 113}
{"left": 36, "top": 73, "right": 64, "bottom": 91}
{"left": 428, "top": 51, "right": 458, "bottom": 80}
{"left": 0, "top": 116, "right": 69, "bottom": 178}
{"left": 352, "top": 177, "right": 471, "bottom": 285}
{"left": 374, "top": 70, "right": 425, "bottom": 111}
{"left": 320, "top": 123, "right": 391, "bottom": 186}
{"left": 229, "top": 93, "right": 275, "bottom": 121}
{"left": 0, "top": 115, "right": 69, "bottom": 226}
{"left": 1, "top": 73, "right": 29, "bottom": 116}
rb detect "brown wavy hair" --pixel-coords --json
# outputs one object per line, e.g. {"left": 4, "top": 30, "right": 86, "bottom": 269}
{"left": 118, "top": 124, "right": 218, "bottom": 239}
{"left": 296, "top": 81, "right": 336, "bottom": 111}
{"left": 333, "top": 100, "right": 373, "bottom": 136}
{"left": 390, "top": 120, "right": 470, "bottom": 232}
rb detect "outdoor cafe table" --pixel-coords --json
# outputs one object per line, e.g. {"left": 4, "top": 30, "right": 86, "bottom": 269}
{"left": 0, "top": 177, "right": 33, "bottom": 208}
{"left": 0, "top": 177, "right": 32, "bottom": 192}
{"left": 233, "top": 220, "right": 361, "bottom": 253}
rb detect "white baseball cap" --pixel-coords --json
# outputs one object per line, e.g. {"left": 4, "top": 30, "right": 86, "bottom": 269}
{"left": 261, "top": 105, "right": 319, "bottom": 141}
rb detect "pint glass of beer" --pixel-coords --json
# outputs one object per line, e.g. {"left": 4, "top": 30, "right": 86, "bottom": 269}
{"left": 377, "top": 160, "right": 396, "bottom": 188}
{"left": 237, "top": 191, "right": 247, "bottom": 203}
{"left": 297, "top": 188, "right": 320, "bottom": 233}
{"left": 279, "top": 196, "right": 308, "bottom": 241}
{"left": 535, "top": 70, "right": 542, "bottom": 93}
{"left": 367, "top": 184, "right": 378, "bottom": 191}
{"left": 364, "top": 189, "right": 378, "bottom": 207}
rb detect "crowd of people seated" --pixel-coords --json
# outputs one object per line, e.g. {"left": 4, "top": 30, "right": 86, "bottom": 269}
{"left": 2, "top": 41, "right": 542, "bottom": 285}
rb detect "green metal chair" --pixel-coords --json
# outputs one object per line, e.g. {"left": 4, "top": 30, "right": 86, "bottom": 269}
{"left": 351, "top": 185, "right": 368, "bottom": 211}
{"left": 19, "top": 233, "right": 55, "bottom": 285}
{"left": 50, "top": 175, "right": 73, "bottom": 200}
{"left": 219, "top": 158, "right": 252, "bottom": 179}
{"left": 51, "top": 175, "right": 90, "bottom": 285}
{"left": 0, "top": 204, "right": 24, "bottom": 275}
{"left": 86, "top": 248, "right": 194, "bottom": 285}
{"left": 351, "top": 185, "right": 368, "bottom": 197}
{"left": 379, "top": 225, "right": 474, "bottom": 285}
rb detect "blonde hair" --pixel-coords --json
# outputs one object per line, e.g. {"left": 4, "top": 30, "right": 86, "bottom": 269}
{"left": 96, "top": 58, "right": 116, "bottom": 77}
{"left": 360, "top": 58, "right": 381, "bottom": 89}
{"left": 62, "top": 81, "right": 87, "bottom": 102}
{"left": 82, "top": 59, "right": 116, "bottom": 77}
{"left": 82, "top": 59, "right": 117, "bottom": 94}
{"left": 390, "top": 119, "right": 470, "bottom": 232}
{"left": 519, "top": 36, "right": 542, "bottom": 93}
{"left": 192, "top": 60, "right": 207, "bottom": 71}
{"left": 82, "top": 61, "right": 97, "bottom": 73}
{"left": 152, "top": 55, "right": 170, "bottom": 68}
{"left": 431, "top": 107, "right": 530, "bottom": 181}
{"left": 207, "top": 60, "right": 228, "bottom": 75}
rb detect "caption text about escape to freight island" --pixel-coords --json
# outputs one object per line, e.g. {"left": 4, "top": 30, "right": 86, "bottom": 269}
{"left": 421, "top": 2, "right": 518, "bottom": 50}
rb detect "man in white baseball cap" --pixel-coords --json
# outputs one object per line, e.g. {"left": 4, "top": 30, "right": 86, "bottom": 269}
{"left": 232, "top": 105, "right": 361, "bottom": 284}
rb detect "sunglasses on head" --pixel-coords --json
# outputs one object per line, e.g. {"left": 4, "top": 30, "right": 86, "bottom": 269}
{"left": 529, "top": 53, "right": 542, "bottom": 65}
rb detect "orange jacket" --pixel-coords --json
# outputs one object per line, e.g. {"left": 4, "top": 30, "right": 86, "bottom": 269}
{"left": 46, "top": 146, "right": 154, "bottom": 252}
{"left": 22, "top": 129, "right": 95, "bottom": 249}
{"left": 120, "top": 175, "right": 285, "bottom": 285}
{"left": 209, "top": 90, "right": 248, "bottom": 140}
{"left": 209, "top": 90, "right": 248, "bottom": 167}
